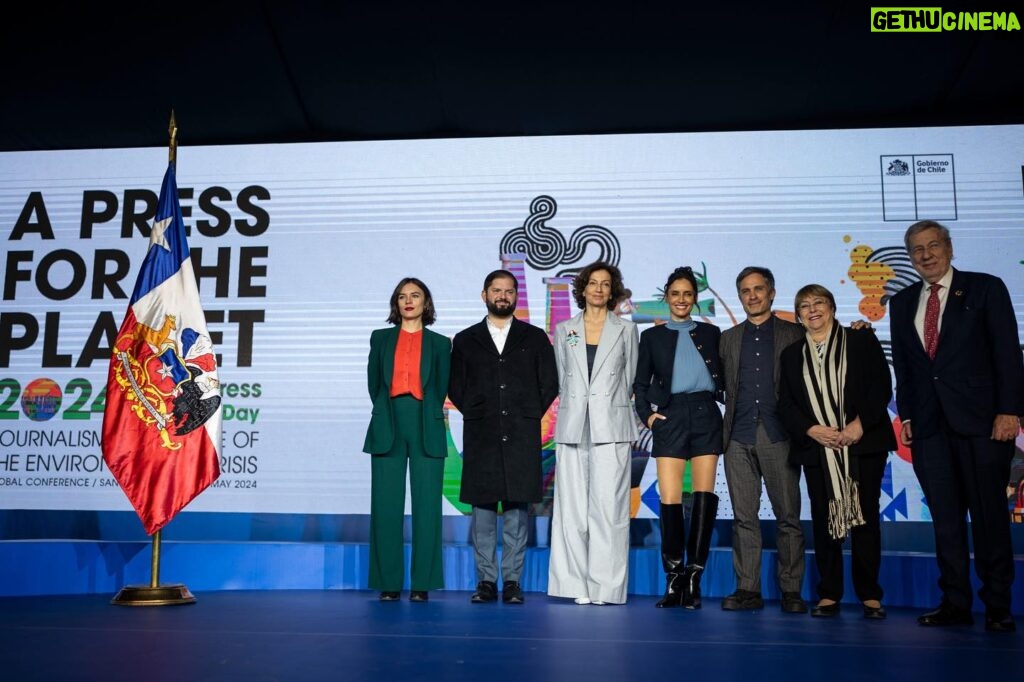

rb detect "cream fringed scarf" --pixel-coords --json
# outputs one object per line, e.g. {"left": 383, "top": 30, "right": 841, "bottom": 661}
{"left": 801, "top": 323, "right": 865, "bottom": 540}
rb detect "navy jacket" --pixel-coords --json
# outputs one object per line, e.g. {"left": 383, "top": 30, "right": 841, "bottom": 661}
{"left": 633, "top": 321, "right": 723, "bottom": 426}
{"left": 889, "top": 269, "right": 1024, "bottom": 438}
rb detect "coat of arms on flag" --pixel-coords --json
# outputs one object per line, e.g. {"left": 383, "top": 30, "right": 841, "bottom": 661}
{"left": 102, "top": 162, "right": 222, "bottom": 535}
{"left": 111, "top": 314, "right": 220, "bottom": 449}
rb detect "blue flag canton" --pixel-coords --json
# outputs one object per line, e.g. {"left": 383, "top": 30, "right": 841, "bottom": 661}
{"left": 129, "top": 163, "right": 192, "bottom": 304}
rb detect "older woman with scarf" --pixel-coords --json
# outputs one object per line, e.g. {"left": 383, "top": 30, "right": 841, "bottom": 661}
{"left": 778, "top": 284, "right": 896, "bottom": 619}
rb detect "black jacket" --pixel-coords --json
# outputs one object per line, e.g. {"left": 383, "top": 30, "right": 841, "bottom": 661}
{"left": 449, "top": 317, "right": 558, "bottom": 504}
{"left": 633, "top": 321, "right": 724, "bottom": 425}
{"left": 779, "top": 327, "right": 897, "bottom": 466}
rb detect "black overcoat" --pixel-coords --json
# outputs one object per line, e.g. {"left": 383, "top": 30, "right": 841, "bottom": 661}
{"left": 449, "top": 317, "right": 558, "bottom": 505}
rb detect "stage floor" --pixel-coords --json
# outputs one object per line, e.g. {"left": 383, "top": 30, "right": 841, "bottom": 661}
{"left": 2, "top": 590, "right": 1019, "bottom": 682}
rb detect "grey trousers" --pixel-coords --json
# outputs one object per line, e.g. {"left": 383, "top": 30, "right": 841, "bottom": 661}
{"left": 723, "top": 422, "right": 805, "bottom": 593}
{"left": 547, "top": 435, "right": 632, "bottom": 604}
{"left": 472, "top": 503, "right": 529, "bottom": 583}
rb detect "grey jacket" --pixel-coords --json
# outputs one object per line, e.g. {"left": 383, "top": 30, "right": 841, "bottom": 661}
{"left": 553, "top": 312, "right": 639, "bottom": 445}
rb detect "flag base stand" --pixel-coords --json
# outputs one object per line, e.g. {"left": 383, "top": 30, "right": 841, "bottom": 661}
{"left": 111, "top": 584, "right": 196, "bottom": 606}
{"left": 110, "top": 529, "right": 196, "bottom": 606}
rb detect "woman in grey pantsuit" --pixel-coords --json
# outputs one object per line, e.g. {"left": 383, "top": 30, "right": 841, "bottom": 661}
{"left": 547, "top": 261, "right": 639, "bottom": 605}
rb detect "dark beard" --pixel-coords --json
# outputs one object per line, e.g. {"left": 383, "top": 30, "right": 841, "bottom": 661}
{"left": 486, "top": 299, "right": 516, "bottom": 318}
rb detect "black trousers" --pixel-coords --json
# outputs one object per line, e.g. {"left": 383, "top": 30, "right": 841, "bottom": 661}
{"left": 804, "top": 452, "right": 886, "bottom": 603}
{"left": 911, "top": 425, "right": 1015, "bottom": 613}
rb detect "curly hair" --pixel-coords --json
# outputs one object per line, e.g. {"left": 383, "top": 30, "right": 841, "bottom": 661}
{"left": 387, "top": 277, "right": 437, "bottom": 326}
{"left": 572, "top": 261, "right": 626, "bottom": 311}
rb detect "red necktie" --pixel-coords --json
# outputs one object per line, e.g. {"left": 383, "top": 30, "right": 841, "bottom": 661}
{"left": 923, "top": 283, "right": 941, "bottom": 360}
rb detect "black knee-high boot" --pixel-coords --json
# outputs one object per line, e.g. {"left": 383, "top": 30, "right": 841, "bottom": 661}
{"left": 681, "top": 492, "right": 719, "bottom": 610}
{"left": 656, "top": 503, "right": 685, "bottom": 608}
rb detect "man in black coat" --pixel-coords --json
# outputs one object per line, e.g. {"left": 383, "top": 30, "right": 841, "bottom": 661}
{"left": 890, "top": 220, "right": 1023, "bottom": 633}
{"left": 449, "top": 269, "right": 558, "bottom": 604}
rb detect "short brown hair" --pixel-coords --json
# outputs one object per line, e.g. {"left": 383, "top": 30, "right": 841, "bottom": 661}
{"left": 793, "top": 283, "right": 836, "bottom": 321}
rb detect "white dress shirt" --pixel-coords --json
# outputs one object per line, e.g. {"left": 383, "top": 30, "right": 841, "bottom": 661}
{"left": 486, "top": 316, "right": 512, "bottom": 354}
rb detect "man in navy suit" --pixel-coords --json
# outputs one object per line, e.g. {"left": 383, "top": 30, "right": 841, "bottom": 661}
{"left": 890, "top": 220, "right": 1023, "bottom": 633}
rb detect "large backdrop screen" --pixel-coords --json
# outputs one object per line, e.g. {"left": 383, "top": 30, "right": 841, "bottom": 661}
{"left": 2, "top": 125, "right": 1022, "bottom": 523}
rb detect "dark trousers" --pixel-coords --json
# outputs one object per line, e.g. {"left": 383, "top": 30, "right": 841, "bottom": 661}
{"left": 805, "top": 452, "right": 886, "bottom": 603}
{"left": 368, "top": 395, "right": 445, "bottom": 592}
{"left": 912, "top": 425, "right": 1015, "bottom": 612}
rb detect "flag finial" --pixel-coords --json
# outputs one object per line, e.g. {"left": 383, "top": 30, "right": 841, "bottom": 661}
{"left": 168, "top": 110, "right": 178, "bottom": 167}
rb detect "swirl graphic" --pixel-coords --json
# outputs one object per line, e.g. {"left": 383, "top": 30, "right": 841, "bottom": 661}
{"left": 500, "top": 196, "right": 565, "bottom": 269}
{"left": 558, "top": 225, "right": 621, "bottom": 277}
{"left": 499, "top": 195, "right": 621, "bottom": 275}
{"left": 866, "top": 246, "right": 917, "bottom": 302}
{"left": 848, "top": 241, "right": 917, "bottom": 321}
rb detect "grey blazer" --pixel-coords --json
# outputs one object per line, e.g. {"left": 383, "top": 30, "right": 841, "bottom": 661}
{"left": 553, "top": 312, "right": 639, "bottom": 445}
{"left": 719, "top": 314, "right": 803, "bottom": 446}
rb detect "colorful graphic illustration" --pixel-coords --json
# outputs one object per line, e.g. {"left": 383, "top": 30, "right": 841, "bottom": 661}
{"left": 629, "top": 262, "right": 738, "bottom": 326}
{"left": 20, "top": 378, "right": 62, "bottom": 421}
{"left": 443, "top": 221, "right": 1023, "bottom": 523}
{"left": 1011, "top": 444, "right": 1024, "bottom": 523}
{"left": 845, "top": 237, "right": 916, "bottom": 321}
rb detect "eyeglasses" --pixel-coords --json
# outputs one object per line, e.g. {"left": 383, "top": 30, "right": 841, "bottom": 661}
{"left": 797, "top": 298, "right": 830, "bottom": 313}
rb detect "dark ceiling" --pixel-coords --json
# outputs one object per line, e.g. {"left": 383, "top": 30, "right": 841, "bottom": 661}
{"left": 2, "top": 1, "right": 1022, "bottom": 152}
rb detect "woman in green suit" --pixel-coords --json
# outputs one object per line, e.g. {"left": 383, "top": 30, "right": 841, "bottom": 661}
{"left": 363, "top": 277, "right": 451, "bottom": 602}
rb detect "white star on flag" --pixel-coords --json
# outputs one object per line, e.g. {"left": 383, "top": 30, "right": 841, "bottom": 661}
{"left": 150, "top": 216, "right": 172, "bottom": 250}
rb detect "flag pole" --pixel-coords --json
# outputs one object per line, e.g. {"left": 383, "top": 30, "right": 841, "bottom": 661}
{"left": 111, "top": 110, "right": 196, "bottom": 607}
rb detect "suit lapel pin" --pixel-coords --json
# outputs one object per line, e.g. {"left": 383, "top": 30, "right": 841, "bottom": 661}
{"left": 567, "top": 329, "right": 580, "bottom": 347}
{"left": 954, "top": 290, "right": 963, "bottom": 296}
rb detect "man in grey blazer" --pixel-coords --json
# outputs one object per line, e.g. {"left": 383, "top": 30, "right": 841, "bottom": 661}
{"left": 719, "top": 266, "right": 807, "bottom": 613}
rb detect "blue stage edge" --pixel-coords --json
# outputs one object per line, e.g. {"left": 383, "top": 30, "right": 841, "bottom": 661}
{"left": 3, "top": 541, "right": 1022, "bottom": 613}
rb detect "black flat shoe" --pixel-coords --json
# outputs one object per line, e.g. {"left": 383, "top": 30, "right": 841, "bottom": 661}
{"left": 862, "top": 603, "right": 887, "bottom": 620}
{"left": 985, "top": 611, "right": 1017, "bottom": 633}
{"left": 379, "top": 591, "right": 400, "bottom": 601}
{"left": 409, "top": 590, "right": 429, "bottom": 602}
{"left": 811, "top": 602, "right": 840, "bottom": 618}
{"left": 918, "top": 604, "right": 973, "bottom": 627}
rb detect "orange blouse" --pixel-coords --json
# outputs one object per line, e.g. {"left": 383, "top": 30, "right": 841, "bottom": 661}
{"left": 390, "top": 329, "right": 424, "bottom": 399}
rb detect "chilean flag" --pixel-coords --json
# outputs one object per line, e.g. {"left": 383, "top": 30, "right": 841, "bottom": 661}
{"left": 102, "top": 163, "right": 222, "bottom": 535}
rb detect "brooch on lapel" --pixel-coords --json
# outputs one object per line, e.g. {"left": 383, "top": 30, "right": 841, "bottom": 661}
{"left": 566, "top": 329, "right": 580, "bottom": 347}
{"left": 954, "top": 290, "right": 963, "bottom": 297}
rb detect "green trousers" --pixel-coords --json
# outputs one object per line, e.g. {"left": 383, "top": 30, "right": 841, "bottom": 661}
{"left": 368, "top": 395, "right": 445, "bottom": 591}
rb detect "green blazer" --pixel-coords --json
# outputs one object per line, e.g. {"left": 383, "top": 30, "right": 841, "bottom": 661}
{"left": 362, "top": 326, "right": 452, "bottom": 457}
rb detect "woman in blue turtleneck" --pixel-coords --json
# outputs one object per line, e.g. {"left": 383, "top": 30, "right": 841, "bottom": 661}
{"left": 634, "top": 266, "right": 725, "bottom": 609}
